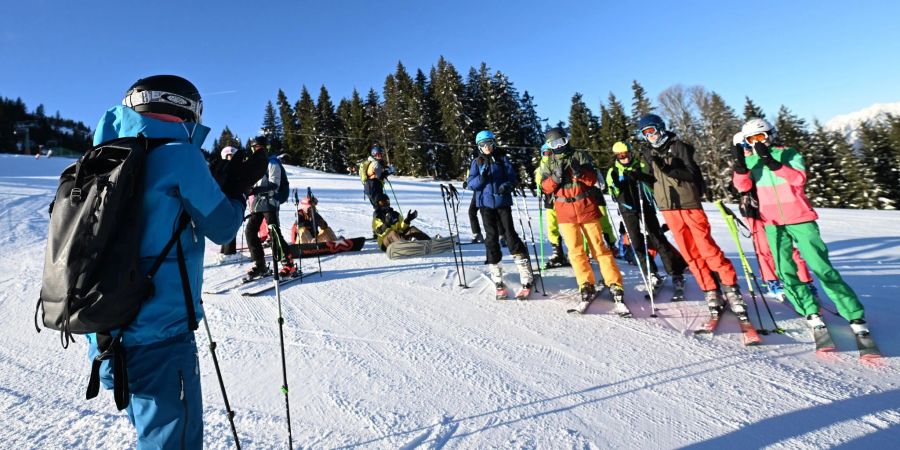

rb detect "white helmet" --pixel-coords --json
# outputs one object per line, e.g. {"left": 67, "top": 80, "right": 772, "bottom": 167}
{"left": 732, "top": 132, "right": 744, "bottom": 147}
{"left": 741, "top": 118, "right": 777, "bottom": 145}
{"left": 220, "top": 146, "right": 236, "bottom": 159}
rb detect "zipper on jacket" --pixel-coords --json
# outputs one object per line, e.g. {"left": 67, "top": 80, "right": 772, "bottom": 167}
{"left": 179, "top": 370, "right": 188, "bottom": 449}
{"left": 765, "top": 166, "right": 787, "bottom": 223}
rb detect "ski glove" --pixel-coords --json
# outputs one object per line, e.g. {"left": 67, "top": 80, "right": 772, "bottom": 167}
{"left": 753, "top": 142, "right": 782, "bottom": 170}
{"left": 550, "top": 164, "right": 565, "bottom": 185}
{"left": 731, "top": 144, "right": 749, "bottom": 174}
{"left": 211, "top": 148, "right": 269, "bottom": 200}
{"left": 498, "top": 182, "right": 513, "bottom": 195}
{"left": 404, "top": 209, "right": 418, "bottom": 224}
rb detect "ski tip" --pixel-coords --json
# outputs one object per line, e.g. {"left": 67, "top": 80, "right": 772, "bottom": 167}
{"left": 860, "top": 353, "right": 883, "bottom": 362}
{"left": 816, "top": 347, "right": 836, "bottom": 353}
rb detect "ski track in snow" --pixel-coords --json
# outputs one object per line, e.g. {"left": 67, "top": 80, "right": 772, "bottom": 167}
{"left": 2, "top": 155, "right": 899, "bottom": 449}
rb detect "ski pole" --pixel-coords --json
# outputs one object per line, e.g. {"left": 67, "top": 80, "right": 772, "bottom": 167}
{"left": 517, "top": 188, "right": 546, "bottom": 295}
{"left": 268, "top": 226, "right": 294, "bottom": 448}
{"left": 439, "top": 185, "right": 466, "bottom": 288}
{"left": 385, "top": 178, "right": 401, "bottom": 214}
{"left": 538, "top": 193, "right": 545, "bottom": 273}
{"left": 199, "top": 306, "right": 241, "bottom": 449}
{"left": 446, "top": 184, "right": 468, "bottom": 287}
{"left": 636, "top": 181, "right": 657, "bottom": 317}
{"left": 715, "top": 201, "right": 783, "bottom": 334}
{"left": 512, "top": 189, "right": 543, "bottom": 294}
{"left": 307, "top": 187, "right": 322, "bottom": 277}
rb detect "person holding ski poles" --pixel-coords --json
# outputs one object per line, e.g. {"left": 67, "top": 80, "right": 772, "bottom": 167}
{"left": 467, "top": 130, "right": 534, "bottom": 299}
{"left": 363, "top": 145, "right": 393, "bottom": 208}
{"left": 730, "top": 132, "right": 814, "bottom": 305}
{"left": 539, "top": 127, "right": 624, "bottom": 306}
{"left": 534, "top": 143, "right": 569, "bottom": 268}
{"left": 637, "top": 114, "right": 748, "bottom": 319}
{"left": 88, "top": 75, "right": 266, "bottom": 448}
{"left": 732, "top": 119, "right": 870, "bottom": 335}
{"left": 606, "top": 141, "right": 688, "bottom": 295}
{"left": 244, "top": 135, "right": 297, "bottom": 280}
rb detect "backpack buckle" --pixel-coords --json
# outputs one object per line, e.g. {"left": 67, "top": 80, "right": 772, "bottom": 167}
{"left": 70, "top": 188, "right": 83, "bottom": 202}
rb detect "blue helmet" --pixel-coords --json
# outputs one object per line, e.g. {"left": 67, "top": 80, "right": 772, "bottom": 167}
{"left": 637, "top": 114, "right": 669, "bottom": 148}
{"left": 371, "top": 146, "right": 384, "bottom": 157}
{"left": 475, "top": 130, "right": 496, "bottom": 144}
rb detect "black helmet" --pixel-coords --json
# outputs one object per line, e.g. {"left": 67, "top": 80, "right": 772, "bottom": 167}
{"left": 544, "top": 127, "right": 570, "bottom": 154}
{"left": 375, "top": 193, "right": 390, "bottom": 206}
{"left": 252, "top": 135, "right": 269, "bottom": 147}
{"left": 122, "top": 75, "right": 203, "bottom": 123}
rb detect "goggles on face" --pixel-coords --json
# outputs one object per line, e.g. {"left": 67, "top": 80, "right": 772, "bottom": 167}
{"left": 745, "top": 132, "right": 768, "bottom": 145}
{"left": 477, "top": 139, "right": 496, "bottom": 149}
{"left": 640, "top": 126, "right": 658, "bottom": 137}
{"left": 546, "top": 136, "right": 569, "bottom": 149}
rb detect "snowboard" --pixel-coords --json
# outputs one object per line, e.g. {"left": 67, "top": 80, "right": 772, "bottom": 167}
{"left": 387, "top": 237, "right": 454, "bottom": 259}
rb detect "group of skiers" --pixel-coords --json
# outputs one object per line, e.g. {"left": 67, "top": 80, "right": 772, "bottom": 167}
{"left": 459, "top": 114, "right": 870, "bottom": 339}
{"left": 62, "top": 73, "right": 872, "bottom": 449}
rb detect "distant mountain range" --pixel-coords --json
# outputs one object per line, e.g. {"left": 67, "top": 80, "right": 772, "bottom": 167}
{"left": 824, "top": 101, "right": 900, "bottom": 146}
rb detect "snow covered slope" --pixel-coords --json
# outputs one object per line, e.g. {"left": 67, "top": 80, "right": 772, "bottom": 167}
{"left": 1, "top": 154, "right": 899, "bottom": 449}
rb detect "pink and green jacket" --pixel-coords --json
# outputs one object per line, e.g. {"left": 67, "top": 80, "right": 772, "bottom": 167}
{"left": 732, "top": 146, "right": 818, "bottom": 226}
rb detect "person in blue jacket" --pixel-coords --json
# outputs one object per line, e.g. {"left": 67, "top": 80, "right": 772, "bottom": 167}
{"left": 466, "top": 130, "right": 534, "bottom": 297}
{"left": 88, "top": 75, "right": 265, "bottom": 449}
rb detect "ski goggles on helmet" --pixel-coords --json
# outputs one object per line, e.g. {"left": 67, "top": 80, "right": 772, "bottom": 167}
{"left": 546, "top": 136, "right": 569, "bottom": 150}
{"left": 745, "top": 132, "right": 768, "bottom": 145}
{"left": 123, "top": 89, "right": 203, "bottom": 123}
{"left": 477, "top": 139, "right": 496, "bottom": 149}
{"left": 640, "top": 126, "right": 658, "bottom": 137}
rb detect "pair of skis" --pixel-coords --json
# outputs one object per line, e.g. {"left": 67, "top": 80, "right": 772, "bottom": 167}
{"left": 202, "top": 267, "right": 318, "bottom": 296}
{"left": 694, "top": 307, "right": 762, "bottom": 346}
{"left": 813, "top": 322, "right": 881, "bottom": 362}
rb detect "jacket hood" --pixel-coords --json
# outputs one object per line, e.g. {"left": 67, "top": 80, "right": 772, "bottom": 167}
{"left": 93, "top": 105, "right": 210, "bottom": 147}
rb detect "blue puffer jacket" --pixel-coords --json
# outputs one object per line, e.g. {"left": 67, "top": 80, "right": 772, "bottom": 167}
{"left": 466, "top": 153, "right": 517, "bottom": 209}
{"left": 87, "top": 106, "right": 245, "bottom": 348}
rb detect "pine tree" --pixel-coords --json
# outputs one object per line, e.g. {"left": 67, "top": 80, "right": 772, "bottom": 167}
{"left": 742, "top": 97, "right": 766, "bottom": 122}
{"left": 569, "top": 92, "right": 598, "bottom": 151}
{"left": 464, "top": 66, "right": 488, "bottom": 141}
{"left": 597, "top": 93, "right": 632, "bottom": 171}
{"left": 277, "top": 89, "right": 300, "bottom": 161}
{"left": 805, "top": 122, "right": 845, "bottom": 207}
{"left": 693, "top": 89, "right": 741, "bottom": 201}
{"left": 364, "top": 88, "right": 385, "bottom": 151}
{"left": 630, "top": 80, "right": 654, "bottom": 129}
{"left": 858, "top": 119, "right": 900, "bottom": 206}
{"left": 774, "top": 105, "right": 810, "bottom": 151}
{"left": 312, "top": 85, "right": 345, "bottom": 173}
{"left": 831, "top": 127, "right": 888, "bottom": 209}
{"left": 337, "top": 89, "right": 374, "bottom": 169}
{"left": 431, "top": 57, "right": 471, "bottom": 177}
{"left": 658, "top": 85, "right": 701, "bottom": 145}
{"left": 214, "top": 126, "right": 241, "bottom": 153}
{"left": 260, "top": 100, "right": 282, "bottom": 152}
{"left": 416, "top": 68, "right": 450, "bottom": 178}
{"left": 294, "top": 86, "right": 317, "bottom": 166}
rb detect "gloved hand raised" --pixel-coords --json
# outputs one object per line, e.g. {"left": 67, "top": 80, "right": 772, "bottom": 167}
{"left": 550, "top": 163, "right": 565, "bottom": 185}
{"left": 754, "top": 142, "right": 782, "bottom": 170}
{"left": 210, "top": 147, "right": 268, "bottom": 200}
{"left": 731, "top": 144, "right": 749, "bottom": 174}
{"left": 404, "top": 209, "right": 418, "bottom": 224}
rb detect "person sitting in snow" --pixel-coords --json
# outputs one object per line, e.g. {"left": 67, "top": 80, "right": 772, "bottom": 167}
{"left": 292, "top": 196, "right": 339, "bottom": 244}
{"left": 371, "top": 193, "right": 429, "bottom": 251}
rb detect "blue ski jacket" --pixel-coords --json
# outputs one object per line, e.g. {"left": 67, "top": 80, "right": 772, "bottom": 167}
{"left": 466, "top": 153, "right": 517, "bottom": 209}
{"left": 87, "top": 106, "right": 245, "bottom": 348}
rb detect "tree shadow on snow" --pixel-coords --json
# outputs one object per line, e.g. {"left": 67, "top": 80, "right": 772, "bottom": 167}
{"left": 682, "top": 388, "right": 900, "bottom": 449}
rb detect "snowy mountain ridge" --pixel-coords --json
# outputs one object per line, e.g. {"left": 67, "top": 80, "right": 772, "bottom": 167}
{"left": 824, "top": 101, "right": 900, "bottom": 145}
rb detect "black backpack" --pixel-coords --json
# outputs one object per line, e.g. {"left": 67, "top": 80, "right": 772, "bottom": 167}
{"left": 271, "top": 156, "right": 290, "bottom": 203}
{"left": 37, "top": 135, "right": 198, "bottom": 410}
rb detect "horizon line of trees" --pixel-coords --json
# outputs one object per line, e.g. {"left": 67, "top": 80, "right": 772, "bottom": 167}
{"left": 0, "top": 96, "right": 93, "bottom": 155}
{"left": 213, "top": 56, "right": 898, "bottom": 210}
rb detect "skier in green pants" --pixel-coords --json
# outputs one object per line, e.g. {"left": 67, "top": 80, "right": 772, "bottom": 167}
{"left": 732, "top": 118, "right": 868, "bottom": 335}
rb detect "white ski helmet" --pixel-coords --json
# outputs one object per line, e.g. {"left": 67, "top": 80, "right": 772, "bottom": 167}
{"left": 220, "top": 146, "right": 236, "bottom": 159}
{"left": 732, "top": 132, "right": 745, "bottom": 147}
{"left": 741, "top": 118, "right": 777, "bottom": 145}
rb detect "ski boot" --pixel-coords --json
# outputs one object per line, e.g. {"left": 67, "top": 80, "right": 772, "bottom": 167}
{"left": 278, "top": 255, "right": 300, "bottom": 278}
{"left": 490, "top": 264, "right": 507, "bottom": 299}
{"left": 609, "top": 283, "right": 631, "bottom": 317}
{"left": 806, "top": 313, "right": 826, "bottom": 330}
{"left": 671, "top": 274, "right": 686, "bottom": 301}
{"left": 765, "top": 280, "right": 787, "bottom": 302}
{"left": 647, "top": 273, "right": 664, "bottom": 294}
{"left": 243, "top": 264, "right": 272, "bottom": 283}
{"left": 571, "top": 282, "right": 597, "bottom": 314}
{"left": 704, "top": 290, "right": 724, "bottom": 316}
{"left": 722, "top": 284, "right": 749, "bottom": 321}
{"left": 513, "top": 255, "right": 534, "bottom": 300}
{"left": 544, "top": 243, "right": 569, "bottom": 269}
{"left": 849, "top": 319, "right": 870, "bottom": 337}
{"left": 471, "top": 232, "right": 484, "bottom": 244}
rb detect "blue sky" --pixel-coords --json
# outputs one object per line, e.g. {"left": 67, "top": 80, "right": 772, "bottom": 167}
{"left": 2, "top": 0, "right": 898, "bottom": 145}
